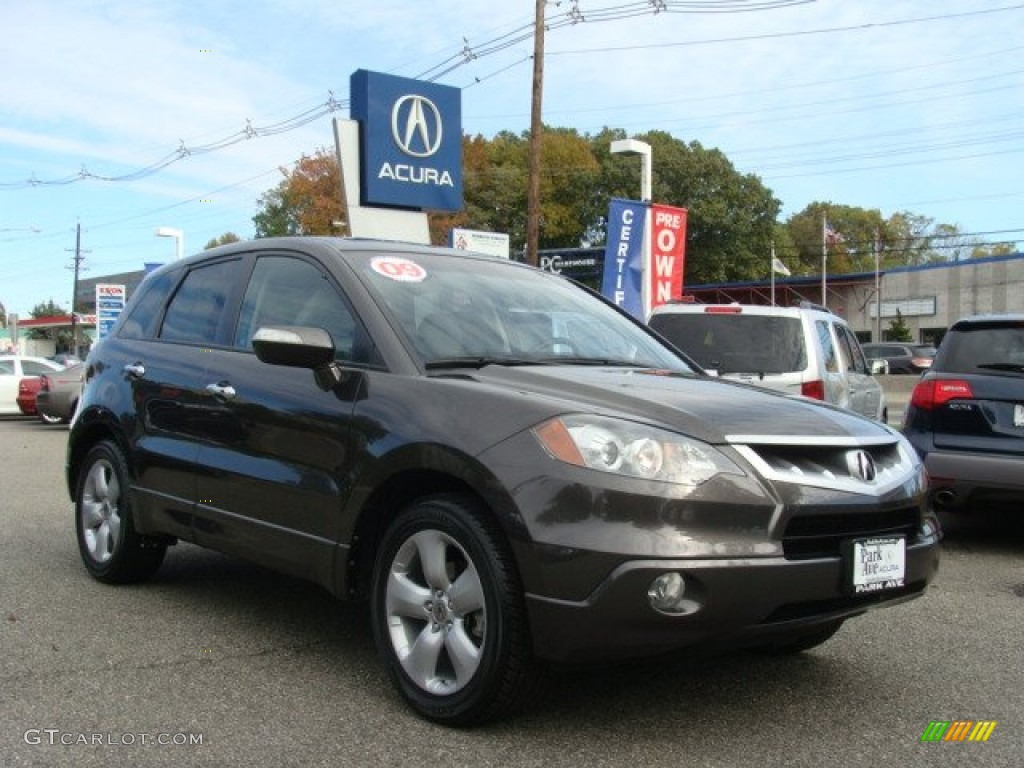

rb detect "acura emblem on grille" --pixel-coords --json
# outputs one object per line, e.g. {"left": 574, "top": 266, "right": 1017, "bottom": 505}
{"left": 846, "top": 450, "right": 877, "bottom": 482}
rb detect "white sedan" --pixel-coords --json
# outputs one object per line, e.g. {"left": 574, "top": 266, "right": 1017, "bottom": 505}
{"left": 0, "top": 356, "right": 64, "bottom": 414}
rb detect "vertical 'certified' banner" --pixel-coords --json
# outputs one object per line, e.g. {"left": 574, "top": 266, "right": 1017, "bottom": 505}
{"left": 601, "top": 198, "right": 647, "bottom": 319}
{"left": 647, "top": 204, "right": 687, "bottom": 313}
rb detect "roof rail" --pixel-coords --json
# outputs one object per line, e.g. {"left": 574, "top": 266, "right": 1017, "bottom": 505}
{"left": 798, "top": 300, "right": 833, "bottom": 315}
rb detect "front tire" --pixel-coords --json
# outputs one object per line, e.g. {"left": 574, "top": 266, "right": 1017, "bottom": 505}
{"left": 75, "top": 441, "right": 166, "bottom": 584}
{"left": 371, "top": 494, "right": 542, "bottom": 725}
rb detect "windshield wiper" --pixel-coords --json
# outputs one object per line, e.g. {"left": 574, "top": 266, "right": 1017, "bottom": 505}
{"left": 535, "top": 357, "right": 650, "bottom": 367}
{"left": 975, "top": 362, "right": 1024, "bottom": 373}
{"left": 424, "top": 357, "right": 549, "bottom": 370}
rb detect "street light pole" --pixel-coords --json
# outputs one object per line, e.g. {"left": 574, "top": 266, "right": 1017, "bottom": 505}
{"left": 155, "top": 227, "right": 184, "bottom": 260}
{"left": 610, "top": 138, "right": 654, "bottom": 317}
{"left": 610, "top": 138, "right": 652, "bottom": 202}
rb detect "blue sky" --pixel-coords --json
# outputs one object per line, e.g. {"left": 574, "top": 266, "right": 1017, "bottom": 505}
{"left": 2, "top": 0, "right": 1022, "bottom": 317}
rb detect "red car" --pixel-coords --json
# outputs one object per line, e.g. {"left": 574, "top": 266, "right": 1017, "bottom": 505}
{"left": 16, "top": 377, "right": 42, "bottom": 417}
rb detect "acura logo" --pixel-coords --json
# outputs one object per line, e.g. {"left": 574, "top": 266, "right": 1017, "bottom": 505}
{"left": 846, "top": 450, "right": 877, "bottom": 483}
{"left": 391, "top": 95, "right": 443, "bottom": 158}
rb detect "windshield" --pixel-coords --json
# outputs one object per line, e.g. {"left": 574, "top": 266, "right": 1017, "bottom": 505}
{"left": 355, "top": 251, "right": 690, "bottom": 371}
{"left": 648, "top": 313, "right": 807, "bottom": 374}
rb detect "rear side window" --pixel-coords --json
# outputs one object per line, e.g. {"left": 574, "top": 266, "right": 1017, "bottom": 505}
{"left": 649, "top": 313, "right": 806, "bottom": 373}
{"left": 118, "top": 270, "right": 179, "bottom": 340}
{"left": 160, "top": 261, "right": 236, "bottom": 344}
{"left": 815, "top": 320, "right": 840, "bottom": 373}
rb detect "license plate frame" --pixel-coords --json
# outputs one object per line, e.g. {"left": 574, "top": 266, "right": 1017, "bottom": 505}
{"left": 845, "top": 536, "right": 906, "bottom": 594}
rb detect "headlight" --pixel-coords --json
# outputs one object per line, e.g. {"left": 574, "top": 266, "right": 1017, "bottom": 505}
{"left": 533, "top": 415, "right": 743, "bottom": 487}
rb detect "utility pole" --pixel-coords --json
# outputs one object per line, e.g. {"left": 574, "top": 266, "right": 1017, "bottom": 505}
{"left": 67, "top": 222, "right": 88, "bottom": 357}
{"left": 525, "top": 0, "right": 545, "bottom": 266}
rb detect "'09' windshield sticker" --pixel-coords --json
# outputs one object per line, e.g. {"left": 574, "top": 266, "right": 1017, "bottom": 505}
{"left": 371, "top": 257, "right": 427, "bottom": 283}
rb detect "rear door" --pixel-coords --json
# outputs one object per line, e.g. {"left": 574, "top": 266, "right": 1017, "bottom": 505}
{"left": 110, "top": 258, "right": 241, "bottom": 540}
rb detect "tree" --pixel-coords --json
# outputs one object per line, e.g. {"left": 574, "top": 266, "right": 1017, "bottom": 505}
{"left": 619, "top": 132, "right": 780, "bottom": 284}
{"left": 253, "top": 149, "right": 344, "bottom": 237}
{"left": 886, "top": 310, "right": 913, "bottom": 342}
{"left": 27, "top": 299, "right": 72, "bottom": 346}
{"left": 204, "top": 232, "right": 241, "bottom": 250}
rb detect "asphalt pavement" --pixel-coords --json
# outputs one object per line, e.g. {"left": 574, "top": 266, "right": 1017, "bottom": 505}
{"left": 1, "top": 417, "right": 1021, "bottom": 768}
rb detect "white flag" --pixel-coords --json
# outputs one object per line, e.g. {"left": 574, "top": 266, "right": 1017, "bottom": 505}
{"left": 772, "top": 256, "right": 791, "bottom": 276}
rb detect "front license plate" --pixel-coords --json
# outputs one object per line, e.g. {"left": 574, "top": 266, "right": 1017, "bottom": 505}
{"left": 1014, "top": 403, "right": 1024, "bottom": 427}
{"left": 848, "top": 537, "right": 906, "bottom": 594}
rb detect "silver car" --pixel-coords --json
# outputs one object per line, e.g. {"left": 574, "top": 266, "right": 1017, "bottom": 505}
{"left": 648, "top": 302, "right": 888, "bottom": 422}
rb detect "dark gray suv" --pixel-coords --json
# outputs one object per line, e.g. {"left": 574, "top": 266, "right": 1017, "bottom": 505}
{"left": 67, "top": 238, "right": 941, "bottom": 725}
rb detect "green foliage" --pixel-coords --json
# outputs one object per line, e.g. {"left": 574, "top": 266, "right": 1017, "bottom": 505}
{"left": 30, "top": 299, "right": 66, "bottom": 318}
{"left": 27, "top": 299, "right": 70, "bottom": 342}
{"left": 251, "top": 125, "right": 1000, "bottom": 285}
{"left": 886, "top": 310, "right": 913, "bottom": 342}
{"left": 204, "top": 232, "right": 241, "bottom": 250}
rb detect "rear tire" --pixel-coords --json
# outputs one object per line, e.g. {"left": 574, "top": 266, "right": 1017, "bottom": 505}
{"left": 371, "top": 494, "right": 542, "bottom": 725}
{"left": 75, "top": 441, "right": 166, "bottom": 584}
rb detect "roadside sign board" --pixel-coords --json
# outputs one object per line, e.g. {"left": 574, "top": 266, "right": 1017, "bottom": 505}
{"left": 95, "top": 284, "right": 126, "bottom": 340}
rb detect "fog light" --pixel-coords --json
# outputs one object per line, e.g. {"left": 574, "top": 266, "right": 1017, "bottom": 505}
{"left": 648, "top": 572, "right": 687, "bottom": 615}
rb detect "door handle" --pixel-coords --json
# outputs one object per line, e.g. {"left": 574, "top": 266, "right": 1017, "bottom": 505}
{"left": 123, "top": 363, "right": 145, "bottom": 378}
{"left": 206, "top": 382, "right": 236, "bottom": 400}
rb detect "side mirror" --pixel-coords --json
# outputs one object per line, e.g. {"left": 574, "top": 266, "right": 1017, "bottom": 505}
{"left": 252, "top": 326, "right": 335, "bottom": 369}
{"left": 870, "top": 359, "right": 889, "bottom": 375}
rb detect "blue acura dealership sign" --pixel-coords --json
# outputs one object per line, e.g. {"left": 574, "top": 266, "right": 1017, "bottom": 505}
{"left": 350, "top": 69, "right": 463, "bottom": 212}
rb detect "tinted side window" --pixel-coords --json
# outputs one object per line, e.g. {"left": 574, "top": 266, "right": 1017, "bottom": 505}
{"left": 160, "top": 261, "right": 236, "bottom": 344}
{"left": 234, "top": 255, "right": 362, "bottom": 362}
{"left": 815, "top": 320, "right": 839, "bottom": 373}
{"left": 118, "top": 270, "right": 179, "bottom": 340}
{"left": 0, "top": 361, "right": 14, "bottom": 375}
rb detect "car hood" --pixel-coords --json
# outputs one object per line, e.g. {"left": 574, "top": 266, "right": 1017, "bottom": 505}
{"left": 467, "top": 365, "right": 892, "bottom": 444}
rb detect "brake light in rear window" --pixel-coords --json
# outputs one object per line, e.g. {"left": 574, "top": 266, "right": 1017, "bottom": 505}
{"left": 910, "top": 379, "right": 974, "bottom": 410}
{"left": 802, "top": 379, "right": 825, "bottom": 400}
{"left": 704, "top": 306, "right": 743, "bottom": 314}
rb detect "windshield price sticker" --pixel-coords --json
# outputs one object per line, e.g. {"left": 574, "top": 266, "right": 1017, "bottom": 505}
{"left": 371, "top": 257, "right": 427, "bottom": 283}
{"left": 850, "top": 537, "right": 905, "bottom": 594}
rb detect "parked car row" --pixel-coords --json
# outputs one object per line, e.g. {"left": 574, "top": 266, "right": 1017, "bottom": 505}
{"left": 861, "top": 342, "right": 936, "bottom": 374}
{"left": 644, "top": 302, "right": 1022, "bottom": 519}
{"left": 0, "top": 355, "right": 83, "bottom": 424}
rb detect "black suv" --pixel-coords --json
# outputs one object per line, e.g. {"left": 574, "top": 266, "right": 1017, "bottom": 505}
{"left": 67, "top": 238, "right": 940, "bottom": 725}
{"left": 904, "top": 314, "right": 1024, "bottom": 511}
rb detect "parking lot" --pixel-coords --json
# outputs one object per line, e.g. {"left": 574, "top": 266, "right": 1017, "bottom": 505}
{"left": 1, "top": 416, "right": 1021, "bottom": 768}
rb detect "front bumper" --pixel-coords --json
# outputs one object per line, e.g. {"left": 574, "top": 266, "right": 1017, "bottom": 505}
{"left": 525, "top": 534, "right": 940, "bottom": 663}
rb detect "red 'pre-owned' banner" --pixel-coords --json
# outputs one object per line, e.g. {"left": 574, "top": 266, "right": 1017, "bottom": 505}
{"left": 647, "top": 204, "right": 687, "bottom": 313}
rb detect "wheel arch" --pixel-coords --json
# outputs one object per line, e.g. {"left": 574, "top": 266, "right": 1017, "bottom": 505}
{"left": 339, "top": 461, "right": 525, "bottom": 601}
{"left": 66, "top": 407, "right": 133, "bottom": 501}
